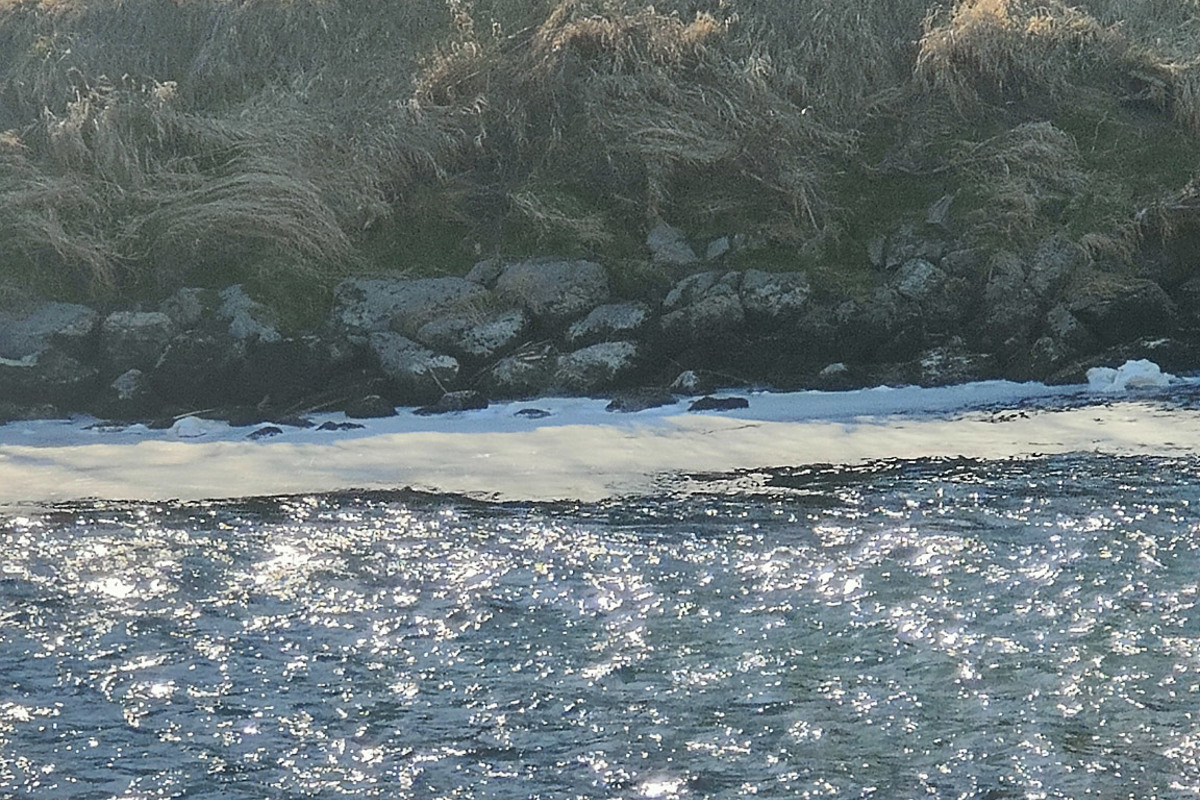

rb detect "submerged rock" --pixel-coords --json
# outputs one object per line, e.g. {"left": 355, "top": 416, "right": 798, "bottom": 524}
{"left": 605, "top": 387, "right": 675, "bottom": 413}
{"left": 688, "top": 396, "right": 749, "bottom": 412}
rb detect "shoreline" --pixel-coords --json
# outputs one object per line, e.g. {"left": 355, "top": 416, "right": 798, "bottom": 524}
{"left": 2, "top": 376, "right": 1195, "bottom": 508}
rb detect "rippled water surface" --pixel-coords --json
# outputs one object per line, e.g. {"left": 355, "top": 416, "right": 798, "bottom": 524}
{"left": 3, "top": 455, "right": 1200, "bottom": 799}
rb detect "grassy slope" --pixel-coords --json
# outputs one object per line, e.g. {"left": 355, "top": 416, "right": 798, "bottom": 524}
{"left": 1, "top": 0, "right": 1199, "bottom": 324}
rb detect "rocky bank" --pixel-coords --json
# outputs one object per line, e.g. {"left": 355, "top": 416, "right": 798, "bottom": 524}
{"left": 1, "top": 224, "right": 1194, "bottom": 426}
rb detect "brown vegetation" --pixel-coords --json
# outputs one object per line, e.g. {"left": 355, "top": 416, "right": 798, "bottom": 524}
{"left": 1, "top": 0, "right": 1199, "bottom": 314}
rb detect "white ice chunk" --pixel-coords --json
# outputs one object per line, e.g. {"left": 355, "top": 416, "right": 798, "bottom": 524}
{"left": 1087, "top": 359, "right": 1174, "bottom": 392}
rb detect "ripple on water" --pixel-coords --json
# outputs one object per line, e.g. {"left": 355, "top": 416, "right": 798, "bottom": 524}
{"left": 0, "top": 457, "right": 1198, "bottom": 798}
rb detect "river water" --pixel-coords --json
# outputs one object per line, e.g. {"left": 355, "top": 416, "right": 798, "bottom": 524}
{"left": 3, "top": 449, "right": 1199, "bottom": 798}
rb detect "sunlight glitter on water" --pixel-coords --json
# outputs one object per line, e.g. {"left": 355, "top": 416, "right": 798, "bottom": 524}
{"left": 1, "top": 456, "right": 1199, "bottom": 798}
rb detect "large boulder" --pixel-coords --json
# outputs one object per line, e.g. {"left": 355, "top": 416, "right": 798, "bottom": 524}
{"left": 493, "top": 258, "right": 610, "bottom": 326}
{"left": 331, "top": 276, "right": 487, "bottom": 337}
{"left": 566, "top": 302, "right": 653, "bottom": 348}
{"left": 367, "top": 332, "right": 459, "bottom": 404}
{"left": 100, "top": 311, "right": 176, "bottom": 375}
{"left": 414, "top": 307, "right": 530, "bottom": 362}
{"left": 0, "top": 348, "right": 99, "bottom": 409}
{"left": 151, "top": 331, "right": 246, "bottom": 408}
{"left": 739, "top": 269, "right": 810, "bottom": 325}
{"left": 238, "top": 334, "right": 363, "bottom": 407}
{"left": 553, "top": 341, "right": 641, "bottom": 394}
{"left": 483, "top": 345, "right": 557, "bottom": 398}
{"left": 0, "top": 301, "right": 98, "bottom": 360}
{"left": 660, "top": 271, "right": 745, "bottom": 347}
{"left": 1067, "top": 277, "right": 1177, "bottom": 346}
{"left": 218, "top": 285, "right": 281, "bottom": 343}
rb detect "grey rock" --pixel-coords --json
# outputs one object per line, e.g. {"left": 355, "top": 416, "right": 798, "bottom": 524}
{"left": 566, "top": 302, "right": 652, "bottom": 347}
{"left": 0, "top": 301, "right": 97, "bottom": 360}
{"left": 514, "top": 407, "right": 552, "bottom": 419}
{"left": 661, "top": 271, "right": 745, "bottom": 346}
{"left": 218, "top": 285, "right": 280, "bottom": 343}
{"left": 669, "top": 369, "right": 703, "bottom": 394}
{"left": 740, "top": 270, "right": 810, "bottom": 323}
{"left": 1027, "top": 236, "right": 1083, "bottom": 299}
{"left": 247, "top": 425, "right": 284, "bottom": 440}
{"left": 415, "top": 307, "right": 529, "bottom": 361}
{"left": 688, "top": 396, "right": 749, "bottom": 412}
{"left": 317, "top": 421, "right": 366, "bottom": 431}
{"left": 484, "top": 345, "right": 557, "bottom": 398}
{"left": 926, "top": 193, "right": 955, "bottom": 231}
{"left": 368, "top": 332, "right": 459, "bottom": 404}
{"left": 917, "top": 338, "right": 996, "bottom": 386}
{"left": 554, "top": 341, "right": 641, "bottom": 393}
{"left": 705, "top": 236, "right": 731, "bottom": 261}
{"left": 893, "top": 259, "right": 946, "bottom": 302}
{"left": 494, "top": 258, "right": 610, "bottom": 325}
{"left": 647, "top": 223, "right": 699, "bottom": 266}
{"left": 331, "top": 276, "right": 487, "bottom": 337}
{"left": 100, "top": 311, "right": 176, "bottom": 374}
{"left": 97, "top": 368, "right": 159, "bottom": 420}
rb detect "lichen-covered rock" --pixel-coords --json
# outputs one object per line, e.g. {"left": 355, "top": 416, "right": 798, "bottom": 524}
{"left": 367, "top": 332, "right": 459, "bottom": 404}
{"left": 660, "top": 271, "right": 744, "bottom": 346}
{"left": 484, "top": 346, "right": 557, "bottom": 398}
{"left": 331, "top": 276, "right": 487, "bottom": 337}
{"left": 493, "top": 258, "right": 610, "bottom": 326}
{"left": 100, "top": 311, "right": 176, "bottom": 375}
{"left": 566, "top": 302, "right": 652, "bottom": 347}
{"left": 892, "top": 259, "right": 946, "bottom": 302}
{"left": 1067, "top": 278, "right": 1176, "bottom": 346}
{"left": 740, "top": 269, "right": 810, "bottom": 324}
{"left": 218, "top": 285, "right": 280, "bottom": 343}
{"left": 916, "top": 338, "right": 997, "bottom": 386}
{"left": 554, "top": 341, "right": 641, "bottom": 393}
{"left": 415, "top": 307, "right": 529, "bottom": 362}
{"left": 159, "top": 287, "right": 220, "bottom": 330}
{"left": 0, "top": 301, "right": 97, "bottom": 360}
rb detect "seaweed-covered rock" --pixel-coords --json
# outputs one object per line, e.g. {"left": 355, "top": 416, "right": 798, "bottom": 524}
{"left": 493, "top": 258, "right": 610, "bottom": 326}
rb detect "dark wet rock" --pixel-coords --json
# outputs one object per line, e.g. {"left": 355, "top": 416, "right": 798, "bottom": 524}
{"left": 100, "top": 311, "right": 175, "bottom": 375}
{"left": 484, "top": 344, "right": 557, "bottom": 398}
{"left": 272, "top": 415, "right": 314, "bottom": 428}
{"left": 247, "top": 425, "right": 283, "bottom": 440}
{"left": 0, "top": 348, "right": 99, "bottom": 408}
{"left": 1067, "top": 277, "right": 1176, "bottom": 346}
{"left": 916, "top": 339, "right": 998, "bottom": 386}
{"left": 740, "top": 270, "right": 810, "bottom": 325}
{"left": 367, "top": 332, "right": 459, "bottom": 404}
{"left": 514, "top": 407, "right": 551, "bottom": 419}
{"left": 554, "top": 341, "right": 641, "bottom": 393}
{"left": 0, "top": 301, "right": 98, "bottom": 361}
{"left": 151, "top": 331, "right": 245, "bottom": 408}
{"left": 661, "top": 271, "right": 745, "bottom": 347}
{"left": 218, "top": 285, "right": 281, "bottom": 343}
{"left": 414, "top": 307, "right": 529, "bottom": 362}
{"left": 331, "top": 276, "right": 487, "bottom": 337}
{"left": 210, "top": 406, "right": 270, "bottom": 427}
{"left": 146, "top": 416, "right": 177, "bottom": 430}
{"left": 96, "top": 368, "right": 159, "bottom": 419}
{"left": 605, "top": 387, "right": 676, "bottom": 413}
{"left": 317, "top": 420, "right": 366, "bottom": 431}
{"left": 1027, "top": 304, "right": 1098, "bottom": 377}
{"left": 238, "top": 334, "right": 363, "bottom": 408}
{"left": 566, "top": 302, "right": 652, "bottom": 348}
{"left": 839, "top": 289, "right": 924, "bottom": 362}
{"left": 414, "top": 390, "right": 489, "bottom": 415}
{"left": 647, "top": 223, "right": 699, "bottom": 267}
{"left": 344, "top": 394, "right": 396, "bottom": 419}
{"left": 493, "top": 258, "right": 610, "bottom": 326}
{"left": 688, "top": 396, "right": 749, "bottom": 412}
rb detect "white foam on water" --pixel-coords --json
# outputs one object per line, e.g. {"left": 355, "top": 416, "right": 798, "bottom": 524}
{"left": 1, "top": 361, "right": 1196, "bottom": 506}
